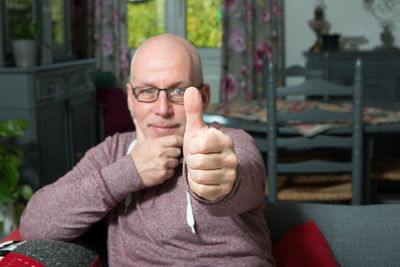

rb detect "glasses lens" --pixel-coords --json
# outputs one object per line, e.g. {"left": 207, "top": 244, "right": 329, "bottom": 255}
{"left": 133, "top": 85, "right": 197, "bottom": 103}
{"left": 135, "top": 87, "right": 158, "bottom": 102}
{"left": 168, "top": 88, "right": 185, "bottom": 102}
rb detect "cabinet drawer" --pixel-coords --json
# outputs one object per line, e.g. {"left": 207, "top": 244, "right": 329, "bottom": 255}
{"left": 70, "top": 70, "right": 95, "bottom": 92}
{"left": 35, "top": 75, "right": 66, "bottom": 102}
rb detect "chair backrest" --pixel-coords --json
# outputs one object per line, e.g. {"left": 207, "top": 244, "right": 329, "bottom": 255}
{"left": 264, "top": 56, "right": 363, "bottom": 204}
{"left": 276, "top": 64, "right": 323, "bottom": 79}
{"left": 264, "top": 63, "right": 324, "bottom": 99}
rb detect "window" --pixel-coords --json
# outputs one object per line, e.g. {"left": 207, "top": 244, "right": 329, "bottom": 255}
{"left": 127, "top": 0, "right": 222, "bottom": 103}
{"left": 186, "top": 0, "right": 222, "bottom": 48}
{"left": 127, "top": 0, "right": 166, "bottom": 48}
{"left": 127, "top": 0, "right": 221, "bottom": 48}
{"left": 50, "top": 0, "right": 65, "bottom": 46}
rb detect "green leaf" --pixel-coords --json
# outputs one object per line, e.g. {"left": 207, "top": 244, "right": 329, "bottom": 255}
{"left": 8, "top": 145, "right": 23, "bottom": 158}
{"left": 0, "top": 221, "right": 3, "bottom": 233}
{"left": 20, "top": 184, "right": 34, "bottom": 201}
{"left": 0, "top": 146, "right": 6, "bottom": 155}
{"left": 12, "top": 189, "right": 20, "bottom": 201}
{"left": 14, "top": 20, "right": 41, "bottom": 40}
{"left": 0, "top": 119, "right": 30, "bottom": 137}
{"left": 15, "top": 203, "right": 26, "bottom": 225}
{"left": 4, "top": 153, "right": 22, "bottom": 169}
{"left": 0, "top": 183, "right": 17, "bottom": 204}
{"left": 4, "top": 162, "right": 19, "bottom": 189}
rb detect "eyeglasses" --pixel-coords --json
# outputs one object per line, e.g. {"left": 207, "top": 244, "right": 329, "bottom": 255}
{"left": 130, "top": 83, "right": 203, "bottom": 104}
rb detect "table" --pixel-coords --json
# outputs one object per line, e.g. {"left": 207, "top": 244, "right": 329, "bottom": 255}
{"left": 204, "top": 99, "right": 400, "bottom": 203}
{"left": 204, "top": 99, "right": 400, "bottom": 137}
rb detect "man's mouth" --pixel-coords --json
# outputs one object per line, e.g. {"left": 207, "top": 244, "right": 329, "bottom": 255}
{"left": 149, "top": 124, "right": 180, "bottom": 135}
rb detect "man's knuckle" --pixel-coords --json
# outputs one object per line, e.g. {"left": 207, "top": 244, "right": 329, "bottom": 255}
{"left": 158, "top": 159, "right": 168, "bottom": 168}
{"left": 226, "top": 153, "right": 238, "bottom": 167}
{"left": 225, "top": 135, "right": 234, "bottom": 146}
{"left": 222, "top": 183, "right": 233, "bottom": 195}
{"left": 196, "top": 185, "right": 209, "bottom": 198}
{"left": 225, "top": 169, "right": 237, "bottom": 183}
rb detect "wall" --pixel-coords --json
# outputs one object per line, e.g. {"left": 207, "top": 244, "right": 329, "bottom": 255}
{"left": 284, "top": 0, "right": 400, "bottom": 67}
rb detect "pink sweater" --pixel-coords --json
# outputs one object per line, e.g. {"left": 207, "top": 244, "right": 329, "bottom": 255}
{"left": 20, "top": 123, "right": 275, "bottom": 266}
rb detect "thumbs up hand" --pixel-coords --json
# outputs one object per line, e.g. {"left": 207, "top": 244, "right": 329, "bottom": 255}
{"left": 183, "top": 87, "right": 238, "bottom": 201}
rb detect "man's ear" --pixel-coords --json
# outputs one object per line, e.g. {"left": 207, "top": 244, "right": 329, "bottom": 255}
{"left": 200, "top": 84, "right": 211, "bottom": 112}
{"left": 126, "top": 83, "right": 134, "bottom": 111}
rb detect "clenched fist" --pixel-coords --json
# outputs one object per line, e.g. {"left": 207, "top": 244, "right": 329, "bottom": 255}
{"left": 183, "top": 87, "right": 238, "bottom": 201}
{"left": 131, "top": 121, "right": 183, "bottom": 187}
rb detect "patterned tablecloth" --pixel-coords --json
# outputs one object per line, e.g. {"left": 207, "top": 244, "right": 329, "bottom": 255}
{"left": 205, "top": 99, "right": 400, "bottom": 137}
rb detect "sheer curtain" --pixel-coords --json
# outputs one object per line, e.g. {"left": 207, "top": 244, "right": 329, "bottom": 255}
{"left": 87, "top": 0, "right": 130, "bottom": 88}
{"left": 220, "top": 0, "right": 284, "bottom": 102}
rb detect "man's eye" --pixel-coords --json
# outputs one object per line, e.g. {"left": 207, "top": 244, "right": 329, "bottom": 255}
{"left": 171, "top": 88, "right": 185, "bottom": 95}
{"left": 140, "top": 88, "right": 155, "bottom": 94}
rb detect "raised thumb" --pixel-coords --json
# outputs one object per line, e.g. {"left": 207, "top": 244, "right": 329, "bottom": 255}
{"left": 184, "top": 87, "right": 206, "bottom": 133}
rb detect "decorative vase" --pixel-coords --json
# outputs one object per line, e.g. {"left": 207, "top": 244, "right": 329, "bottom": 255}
{"left": 12, "top": 39, "right": 39, "bottom": 68}
{"left": 0, "top": 203, "right": 16, "bottom": 241}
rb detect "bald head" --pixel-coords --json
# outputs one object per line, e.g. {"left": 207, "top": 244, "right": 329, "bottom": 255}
{"left": 130, "top": 34, "right": 203, "bottom": 85}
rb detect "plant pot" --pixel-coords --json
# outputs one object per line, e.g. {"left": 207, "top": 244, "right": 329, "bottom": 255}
{"left": 0, "top": 203, "right": 16, "bottom": 241}
{"left": 12, "top": 39, "right": 39, "bottom": 68}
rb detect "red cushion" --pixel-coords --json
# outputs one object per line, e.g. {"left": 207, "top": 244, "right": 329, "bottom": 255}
{"left": 1, "top": 228, "right": 22, "bottom": 243}
{"left": 272, "top": 221, "right": 339, "bottom": 267}
{"left": 1, "top": 252, "right": 46, "bottom": 267}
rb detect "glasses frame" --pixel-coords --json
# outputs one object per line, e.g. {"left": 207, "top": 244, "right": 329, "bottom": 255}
{"left": 130, "top": 83, "right": 204, "bottom": 104}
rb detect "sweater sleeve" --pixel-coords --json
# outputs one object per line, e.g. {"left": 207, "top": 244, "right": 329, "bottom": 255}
{"left": 20, "top": 133, "right": 146, "bottom": 241}
{"left": 187, "top": 123, "right": 266, "bottom": 217}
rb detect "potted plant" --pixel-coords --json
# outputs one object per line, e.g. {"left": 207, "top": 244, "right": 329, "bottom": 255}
{"left": 12, "top": 20, "right": 41, "bottom": 68}
{"left": 0, "top": 118, "right": 34, "bottom": 239}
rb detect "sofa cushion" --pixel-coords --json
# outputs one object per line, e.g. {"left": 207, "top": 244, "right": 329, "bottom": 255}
{"left": 272, "top": 221, "right": 339, "bottom": 267}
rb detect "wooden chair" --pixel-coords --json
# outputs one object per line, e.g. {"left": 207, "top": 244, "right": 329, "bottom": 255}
{"left": 255, "top": 64, "right": 324, "bottom": 152}
{"left": 266, "top": 64, "right": 323, "bottom": 97}
{"left": 277, "top": 64, "right": 323, "bottom": 79}
{"left": 264, "top": 56, "right": 363, "bottom": 205}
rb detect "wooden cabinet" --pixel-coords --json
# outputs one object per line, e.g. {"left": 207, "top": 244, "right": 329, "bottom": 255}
{"left": 69, "top": 92, "right": 96, "bottom": 166}
{"left": 305, "top": 51, "right": 400, "bottom": 102}
{"left": 0, "top": 59, "right": 96, "bottom": 189}
{"left": 36, "top": 100, "right": 70, "bottom": 186}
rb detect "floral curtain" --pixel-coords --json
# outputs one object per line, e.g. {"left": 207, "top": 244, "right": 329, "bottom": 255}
{"left": 220, "top": 0, "right": 284, "bottom": 102}
{"left": 87, "top": 0, "right": 131, "bottom": 88}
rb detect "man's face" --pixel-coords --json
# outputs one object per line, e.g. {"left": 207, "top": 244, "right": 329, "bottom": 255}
{"left": 127, "top": 52, "right": 208, "bottom": 139}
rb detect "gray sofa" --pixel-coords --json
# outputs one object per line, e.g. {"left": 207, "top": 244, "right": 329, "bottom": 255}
{"left": 264, "top": 200, "right": 400, "bottom": 267}
{"left": 8, "top": 200, "right": 398, "bottom": 266}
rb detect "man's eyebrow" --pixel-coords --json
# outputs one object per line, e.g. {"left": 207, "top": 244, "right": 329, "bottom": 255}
{"left": 133, "top": 80, "right": 191, "bottom": 87}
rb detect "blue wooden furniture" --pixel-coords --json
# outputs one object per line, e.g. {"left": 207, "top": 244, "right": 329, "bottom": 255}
{"left": 265, "top": 56, "right": 363, "bottom": 204}
{"left": 276, "top": 64, "right": 323, "bottom": 80}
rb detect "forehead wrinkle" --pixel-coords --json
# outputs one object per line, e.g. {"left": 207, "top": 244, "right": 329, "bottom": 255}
{"left": 132, "top": 79, "right": 192, "bottom": 87}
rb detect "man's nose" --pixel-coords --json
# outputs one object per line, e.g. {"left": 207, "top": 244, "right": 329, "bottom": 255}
{"left": 154, "top": 91, "right": 173, "bottom": 116}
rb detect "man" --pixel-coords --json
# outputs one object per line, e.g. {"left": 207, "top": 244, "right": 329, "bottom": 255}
{"left": 20, "top": 34, "right": 275, "bottom": 266}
